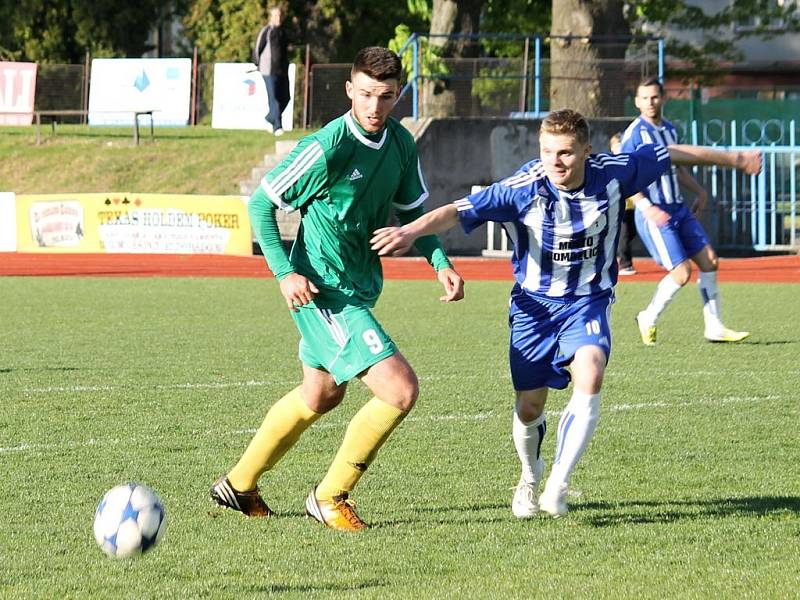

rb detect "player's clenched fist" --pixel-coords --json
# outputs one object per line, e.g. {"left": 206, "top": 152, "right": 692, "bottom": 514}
{"left": 736, "top": 150, "right": 762, "bottom": 176}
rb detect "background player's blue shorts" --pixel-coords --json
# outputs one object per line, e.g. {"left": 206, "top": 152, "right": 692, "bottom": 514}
{"left": 635, "top": 203, "right": 709, "bottom": 271}
{"left": 508, "top": 285, "right": 614, "bottom": 391}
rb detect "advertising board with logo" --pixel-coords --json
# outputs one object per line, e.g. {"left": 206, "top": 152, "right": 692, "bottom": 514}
{"left": 16, "top": 193, "right": 252, "bottom": 255}
{"left": 88, "top": 58, "right": 191, "bottom": 126}
{"left": 0, "top": 62, "right": 37, "bottom": 125}
{"left": 211, "top": 62, "right": 295, "bottom": 131}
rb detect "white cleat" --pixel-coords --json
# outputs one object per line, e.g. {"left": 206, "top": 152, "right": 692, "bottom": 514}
{"left": 538, "top": 481, "right": 569, "bottom": 518}
{"left": 635, "top": 311, "right": 657, "bottom": 346}
{"left": 704, "top": 327, "right": 750, "bottom": 343}
{"left": 511, "top": 479, "right": 540, "bottom": 518}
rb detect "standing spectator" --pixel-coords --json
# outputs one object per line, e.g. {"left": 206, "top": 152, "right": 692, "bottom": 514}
{"left": 254, "top": 5, "right": 290, "bottom": 136}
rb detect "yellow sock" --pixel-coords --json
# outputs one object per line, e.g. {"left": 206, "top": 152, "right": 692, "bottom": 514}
{"left": 315, "top": 397, "right": 407, "bottom": 500}
{"left": 227, "top": 386, "right": 321, "bottom": 491}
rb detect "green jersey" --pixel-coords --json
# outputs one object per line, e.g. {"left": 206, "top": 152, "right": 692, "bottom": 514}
{"left": 261, "top": 112, "right": 432, "bottom": 307}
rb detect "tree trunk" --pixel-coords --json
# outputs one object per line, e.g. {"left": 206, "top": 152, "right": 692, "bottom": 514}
{"left": 549, "top": 0, "right": 629, "bottom": 117}
{"left": 425, "top": 0, "right": 484, "bottom": 117}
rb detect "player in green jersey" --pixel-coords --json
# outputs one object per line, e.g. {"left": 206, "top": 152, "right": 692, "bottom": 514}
{"left": 210, "top": 46, "right": 464, "bottom": 531}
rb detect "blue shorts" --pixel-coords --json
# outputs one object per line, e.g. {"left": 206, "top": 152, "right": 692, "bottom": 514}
{"left": 508, "top": 285, "right": 614, "bottom": 391}
{"left": 635, "top": 203, "right": 709, "bottom": 271}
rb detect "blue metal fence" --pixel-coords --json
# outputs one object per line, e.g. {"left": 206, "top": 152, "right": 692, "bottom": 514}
{"left": 397, "top": 33, "right": 665, "bottom": 120}
{"left": 678, "top": 120, "right": 798, "bottom": 251}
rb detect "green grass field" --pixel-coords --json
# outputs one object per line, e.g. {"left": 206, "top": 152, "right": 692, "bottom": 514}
{"left": 0, "top": 125, "right": 307, "bottom": 195}
{"left": 1, "top": 277, "right": 798, "bottom": 598}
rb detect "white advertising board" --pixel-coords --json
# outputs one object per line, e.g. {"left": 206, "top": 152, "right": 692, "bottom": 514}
{"left": 88, "top": 58, "right": 191, "bottom": 126}
{"left": 0, "top": 62, "right": 37, "bottom": 125}
{"left": 211, "top": 62, "right": 295, "bottom": 131}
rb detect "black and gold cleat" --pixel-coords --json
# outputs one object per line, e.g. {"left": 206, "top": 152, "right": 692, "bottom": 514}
{"left": 210, "top": 476, "right": 274, "bottom": 517}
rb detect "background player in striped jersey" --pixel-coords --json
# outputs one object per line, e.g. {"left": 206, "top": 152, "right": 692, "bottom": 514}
{"left": 371, "top": 109, "right": 761, "bottom": 518}
{"left": 211, "top": 47, "right": 464, "bottom": 531}
{"left": 623, "top": 77, "right": 749, "bottom": 345}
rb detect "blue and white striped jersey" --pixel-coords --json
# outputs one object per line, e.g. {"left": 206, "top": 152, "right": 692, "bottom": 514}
{"left": 620, "top": 117, "right": 682, "bottom": 206}
{"left": 456, "top": 145, "right": 671, "bottom": 298}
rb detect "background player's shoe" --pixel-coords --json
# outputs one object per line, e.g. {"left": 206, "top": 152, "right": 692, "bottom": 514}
{"left": 618, "top": 266, "right": 637, "bottom": 275}
{"left": 511, "top": 478, "right": 540, "bottom": 518}
{"left": 305, "top": 488, "right": 369, "bottom": 531}
{"left": 704, "top": 327, "right": 750, "bottom": 343}
{"left": 538, "top": 481, "right": 569, "bottom": 518}
{"left": 635, "top": 312, "right": 657, "bottom": 346}
{"left": 210, "top": 476, "right": 274, "bottom": 517}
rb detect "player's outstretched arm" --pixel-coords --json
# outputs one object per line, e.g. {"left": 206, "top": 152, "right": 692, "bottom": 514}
{"left": 371, "top": 204, "right": 460, "bottom": 256}
{"left": 668, "top": 145, "right": 762, "bottom": 175}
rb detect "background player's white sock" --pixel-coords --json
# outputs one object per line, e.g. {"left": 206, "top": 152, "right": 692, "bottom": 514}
{"left": 697, "top": 270, "right": 723, "bottom": 330}
{"left": 513, "top": 411, "right": 546, "bottom": 484}
{"left": 641, "top": 274, "right": 682, "bottom": 323}
{"left": 547, "top": 391, "right": 600, "bottom": 486}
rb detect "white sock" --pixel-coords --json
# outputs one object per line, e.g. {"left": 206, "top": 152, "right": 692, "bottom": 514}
{"left": 697, "top": 271, "right": 723, "bottom": 329}
{"left": 642, "top": 274, "right": 682, "bottom": 323}
{"left": 513, "top": 411, "right": 546, "bottom": 484}
{"left": 548, "top": 391, "right": 600, "bottom": 486}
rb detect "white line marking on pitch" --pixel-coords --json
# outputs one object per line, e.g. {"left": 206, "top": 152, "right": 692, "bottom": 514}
{"left": 20, "top": 370, "right": 796, "bottom": 395}
{"left": 0, "top": 395, "right": 782, "bottom": 456}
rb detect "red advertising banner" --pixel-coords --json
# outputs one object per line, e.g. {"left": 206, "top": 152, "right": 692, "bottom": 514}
{"left": 0, "top": 62, "right": 37, "bottom": 125}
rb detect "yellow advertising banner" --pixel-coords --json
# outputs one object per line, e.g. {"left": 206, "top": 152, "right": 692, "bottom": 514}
{"left": 16, "top": 193, "right": 252, "bottom": 255}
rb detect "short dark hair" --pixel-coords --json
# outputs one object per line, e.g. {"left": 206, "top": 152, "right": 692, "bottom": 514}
{"left": 351, "top": 47, "right": 402, "bottom": 82}
{"left": 638, "top": 77, "right": 664, "bottom": 95}
{"left": 540, "top": 109, "right": 590, "bottom": 145}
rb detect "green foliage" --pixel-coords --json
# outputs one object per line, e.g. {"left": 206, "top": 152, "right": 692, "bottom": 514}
{"left": 387, "top": 0, "right": 550, "bottom": 111}
{"left": 183, "top": 0, "right": 263, "bottom": 63}
{"left": 628, "top": 0, "right": 800, "bottom": 81}
{"left": 470, "top": 66, "right": 523, "bottom": 112}
{"left": 1, "top": 277, "right": 799, "bottom": 597}
{"left": 388, "top": 25, "right": 448, "bottom": 82}
{"left": 0, "top": 0, "right": 184, "bottom": 63}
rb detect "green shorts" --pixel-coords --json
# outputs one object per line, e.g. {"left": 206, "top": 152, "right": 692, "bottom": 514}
{"left": 291, "top": 303, "right": 398, "bottom": 384}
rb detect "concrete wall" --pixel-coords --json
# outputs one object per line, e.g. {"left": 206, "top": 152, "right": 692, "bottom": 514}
{"left": 412, "top": 116, "right": 634, "bottom": 255}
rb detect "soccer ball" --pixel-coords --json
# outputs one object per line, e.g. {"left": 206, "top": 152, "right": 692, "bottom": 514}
{"left": 93, "top": 483, "right": 166, "bottom": 559}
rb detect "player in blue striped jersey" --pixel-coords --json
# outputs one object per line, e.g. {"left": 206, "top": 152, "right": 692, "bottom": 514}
{"left": 622, "top": 77, "right": 750, "bottom": 345}
{"left": 371, "top": 109, "right": 761, "bottom": 518}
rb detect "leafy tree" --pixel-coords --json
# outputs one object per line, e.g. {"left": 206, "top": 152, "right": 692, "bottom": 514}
{"left": 629, "top": 0, "right": 800, "bottom": 81}
{"left": 550, "top": 0, "right": 800, "bottom": 115}
{"left": 391, "top": 0, "right": 550, "bottom": 116}
{"left": 549, "top": 0, "right": 629, "bottom": 116}
{"left": 182, "top": 0, "right": 423, "bottom": 66}
{"left": 0, "top": 0, "right": 185, "bottom": 63}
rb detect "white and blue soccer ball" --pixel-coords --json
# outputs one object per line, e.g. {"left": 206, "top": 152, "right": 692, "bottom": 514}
{"left": 93, "top": 483, "right": 166, "bottom": 559}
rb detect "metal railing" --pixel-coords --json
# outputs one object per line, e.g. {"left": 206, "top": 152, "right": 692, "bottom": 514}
{"left": 685, "top": 119, "right": 798, "bottom": 251}
{"left": 483, "top": 123, "right": 798, "bottom": 254}
{"left": 397, "top": 33, "right": 665, "bottom": 121}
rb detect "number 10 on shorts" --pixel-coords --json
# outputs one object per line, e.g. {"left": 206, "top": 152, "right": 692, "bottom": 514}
{"left": 585, "top": 320, "right": 601, "bottom": 335}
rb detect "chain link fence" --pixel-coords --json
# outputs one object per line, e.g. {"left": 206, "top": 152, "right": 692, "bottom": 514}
{"left": 33, "top": 64, "right": 88, "bottom": 123}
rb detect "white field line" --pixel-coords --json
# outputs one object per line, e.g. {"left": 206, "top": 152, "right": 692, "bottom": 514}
{"left": 0, "top": 394, "right": 782, "bottom": 456}
{"left": 19, "top": 370, "right": 797, "bottom": 395}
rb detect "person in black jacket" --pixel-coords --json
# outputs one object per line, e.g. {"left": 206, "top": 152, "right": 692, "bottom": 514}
{"left": 254, "top": 6, "right": 290, "bottom": 135}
